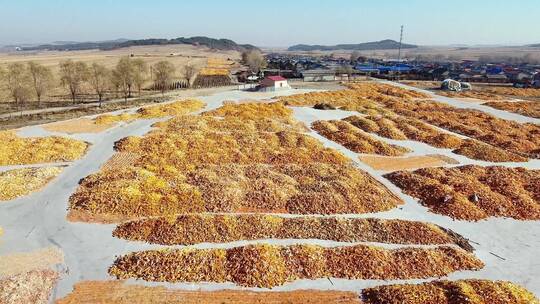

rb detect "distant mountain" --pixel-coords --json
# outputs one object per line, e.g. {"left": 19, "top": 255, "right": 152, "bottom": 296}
{"left": 529, "top": 43, "right": 540, "bottom": 47}
{"left": 287, "top": 39, "right": 418, "bottom": 51}
{"left": 21, "top": 37, "right": 259, "bottom": 52}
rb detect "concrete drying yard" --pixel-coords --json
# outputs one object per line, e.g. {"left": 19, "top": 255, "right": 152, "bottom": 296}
{"left": 1, "top": 82, "right": 539, "bottom": 303}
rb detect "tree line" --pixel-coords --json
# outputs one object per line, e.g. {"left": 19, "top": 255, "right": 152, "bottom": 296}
{"left": 0, "top": 57, "right": 197, "bottom": 108}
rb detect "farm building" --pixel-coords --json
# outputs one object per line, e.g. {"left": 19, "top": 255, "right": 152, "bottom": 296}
{"left": 302, "top": 69, "right": 336, "bottom": 82}
{"left": 259, "top": 76, "right": 291, "bottom": 92}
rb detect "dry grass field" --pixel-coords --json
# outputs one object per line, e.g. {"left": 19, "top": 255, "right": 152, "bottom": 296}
{"left": 0, "top": 44, "right": 239, "bottom": 74}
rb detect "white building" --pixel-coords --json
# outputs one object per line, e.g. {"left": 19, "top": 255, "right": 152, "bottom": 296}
{"left": 260, "top": 76, "right": 290, "bottom": 91}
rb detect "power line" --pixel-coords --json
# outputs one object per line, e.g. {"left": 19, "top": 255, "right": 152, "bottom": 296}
{"left": 397, "top": 25, "right": 404, "bottom": 82}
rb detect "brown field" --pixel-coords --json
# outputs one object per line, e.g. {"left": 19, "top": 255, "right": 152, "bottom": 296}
{"left": 109, "top": 244, "right": 482, "bottom": 288}
{"left": 362, "top": 279, "right": 539, "bottom": 304}
{"left": 56, "top": 281, "right": 361, "bottom": 304}
{"left": 312, "top": 120, "right": 411, "bottom": 156}
{"left": 385, "top": 165, "right": 540, "bottom": 221}
{"left": 276, "top": 46, "right": 540, "bottom": 62}
{"left": 112, "top": 214, "right": 470, "bottom": 249}
{"left": 359, "top": 154, "right": 458, "bottom": 171}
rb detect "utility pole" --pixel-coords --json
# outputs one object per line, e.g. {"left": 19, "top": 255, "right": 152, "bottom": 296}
{"left": 397, "top": 25, "right": 404, "bottom": 82}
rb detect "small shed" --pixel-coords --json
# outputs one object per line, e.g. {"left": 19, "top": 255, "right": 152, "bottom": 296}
{"left": 260, "top": 76, "right": 290, "bottom": 92}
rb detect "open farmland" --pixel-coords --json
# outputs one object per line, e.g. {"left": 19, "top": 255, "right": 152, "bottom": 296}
{"left": 1, "top": 82, "right": 540, "bottom": 303}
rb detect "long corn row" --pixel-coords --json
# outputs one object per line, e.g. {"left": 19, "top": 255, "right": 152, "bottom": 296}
{"left": 109, "top": 244, "right": 483, "bottom": 288}
{"left": 113, "top": 214, "right": 472, "bottom": 250}
{"left": 345, "top": 115, "right": 527, "bottom": 162}
{"left": 312, "top": 120, "right": 411, "bottom": 156}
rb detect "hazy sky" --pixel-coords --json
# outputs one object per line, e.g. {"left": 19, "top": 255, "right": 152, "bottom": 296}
{"left": 1, "top": 0, "right": 539, "bottom": 47}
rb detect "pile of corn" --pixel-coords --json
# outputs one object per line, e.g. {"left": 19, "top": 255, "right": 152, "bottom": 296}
{"left": 0, "top": 131, "right": 88, "bottom": 166}
{"left": 94, "top": 99, "right": 206, "bottom": 125}
{"left": 312, "top": 119, "right": 411, "bottom": 156}
{"left": 385, "top": 165, "right": 540, "bottom": 220}
{"left": 71, "top": 102, "right": 403, "bottom": 221}
{"left": 70, "top": 162, "right": 401, "bottom": 221}
{"left": 362, "top": 279, "right": 539, "bottom": 304}
{"left": 113, "top": 214, "right": 469, "bottom": 248}
{"left": 109, "top": 244, "right": 483, "bottom": 288}
{"left": 0, "top": 167, "right": 63, "bottom": 201}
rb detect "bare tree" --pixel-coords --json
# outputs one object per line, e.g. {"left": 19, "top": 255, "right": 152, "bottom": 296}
{"left": 132, "top": 58, "right": 147, "bottom": 96}
{"left": 27, "top": 61, "right": 53, "bottom": 106}
{"left": 6, "top": 63, "right": 31, "bottom": 109}
{"left": 350, "top": 51, "right": 361, "bottom": 63}
{"left": 112, "top": 57, "right": 136, "bottom": 101}
{"left": 336, "top": 65, "right": 355, "bottom": 82}
{"left": 59, "top": 60, "right": 89, "bottom": 104}
{"left": 89, "top": 63, "right": 110, "bottom": 106}
{"left": 241, "top": 50, "right": 267, "bottom": 74}
{"left": 182, "top": 62, "right": 198, "bottom": 87}
{"left": 153, "top": 61, "right": 176, "bottom": 95}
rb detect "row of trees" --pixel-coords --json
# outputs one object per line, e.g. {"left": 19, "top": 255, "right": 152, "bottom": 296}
{"left": 0, "top": 57, "right": 187, "bottom": 108}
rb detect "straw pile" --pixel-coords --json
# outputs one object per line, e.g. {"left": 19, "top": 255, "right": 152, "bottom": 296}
{"left": 109, "top": 244, "right": 483, "bottom": 288}
{"left": 484, "top": 101, "right": 540, "bottom": 119}
{"left": 385, "top": 165, "right": 540, "bottom": 220}
{"left": 56, "top": 280, "right": 361, "bottom": 304}
{"left": 362, "top": 279, "right": 539, "bottom": 304}
{"left": 0, "top": 131, "right": 88, "bottom": 166}
{"left": 312, "top": 120, "right": 411, "bottom": 156}
{"left": 0, "top": 167, "right": 63, "bottom": 201}
{"left": 113, "top": 214, "right": 470, "bottom": 248}
{"left": 0, "top": 269, "right": 59, "bottom": 304}
{"left": 345, "top": 115, "right": 526, "bottom": 162}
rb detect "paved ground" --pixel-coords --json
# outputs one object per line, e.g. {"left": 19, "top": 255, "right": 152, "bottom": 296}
{"left": 1, "top": 84, "right": 539, "bottom": 300}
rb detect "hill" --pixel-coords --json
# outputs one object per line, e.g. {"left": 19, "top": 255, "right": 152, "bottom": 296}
{"left": 529, "top": 43, "right": 540, "bottom": 47}
{"left": 21, "top": 37, "right": 259, "bottom": 52}
{"left": 287, "top": 39, "right": 418, "bottom": 51}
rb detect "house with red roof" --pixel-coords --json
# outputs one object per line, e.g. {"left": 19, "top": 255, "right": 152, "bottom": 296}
{"left": 260, "top": 76, "right": 290, "bottom": 91}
